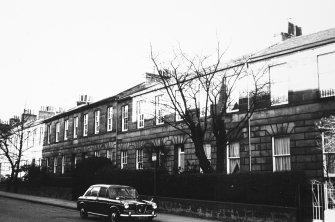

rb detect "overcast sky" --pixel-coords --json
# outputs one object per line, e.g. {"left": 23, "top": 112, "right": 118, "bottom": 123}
{"left": 1, "top": 0, "right": 335, "bottom": 120}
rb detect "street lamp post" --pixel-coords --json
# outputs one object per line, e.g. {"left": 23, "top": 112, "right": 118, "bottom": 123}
{"left": 152, "top": 151, "right": 157, "bottom": 196}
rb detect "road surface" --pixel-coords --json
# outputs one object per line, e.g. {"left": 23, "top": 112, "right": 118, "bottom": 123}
{"left": 0, "top": 196, "right": 217, "bottom": 222}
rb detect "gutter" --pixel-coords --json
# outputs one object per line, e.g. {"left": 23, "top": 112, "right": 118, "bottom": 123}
{"left": 249, "top": 37, "right": 335, "bottom": 63}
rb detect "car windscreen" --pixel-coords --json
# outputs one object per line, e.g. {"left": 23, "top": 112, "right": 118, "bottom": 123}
{"left": 108, "top": 187, "right": 139, "bottom": 199}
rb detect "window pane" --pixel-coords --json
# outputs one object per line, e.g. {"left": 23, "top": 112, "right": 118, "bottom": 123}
{"left": 274, "top": 137, "right": 290, "bottom": 155}
{"left": 228, "top": 142, "right": 240, "bottom": 174}
{"left": 273, "top": 137, "right": 291, "bottom": 171}
{"left": 178, "top": 146, "right": 185, "bottom": 172}
{"left": 99, "top": 187, "right": 107, "bottom": 197}
{"left": 270, "top": 64, "right": 289, "bottom": 105}
{"left": 318, "top": 52, "right": 335, "bottom": 98}
{"left": 122, "top": 106, "right": 128, "bottom": 131}
{"left": 328, "top": 154, "right": 335, "bottom": 174}
{"left": 229, "top": 142, "right": 240, "bottom": 158}
{"left": 204, "top": 144, "right": 211, "bottom": 160}
{"left": 229, "top": 159, "right": 240, "bottom": 173}
{"left": 275, "top": 156, "right": 291, "bottom": 171}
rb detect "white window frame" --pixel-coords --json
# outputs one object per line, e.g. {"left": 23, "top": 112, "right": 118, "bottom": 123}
{"left": 269, "top": 63, "right": 289, "bottom": 106}
{"left": 32, "top": 129, "right": 36, "bottom": 146}
{"left": 122, "top": 105, "right": 128, "bottom": 132}
{"left": 155, "top": 95, "right": 164, "bottom": 125}
{"left": 94, "top": 110, "right": 100, "bottom": 134}
{"left": 272, "top": 136, "right": 291, "bottom": 172}
{"left": 177, "top": 145, "right": 185, "bottom": 172}
{"left": 121, "top": 151, "right": 128, "bottom": 169}
{"left": 200, "top": 144, "right": 212, "bottom": 173}
{"left": 61, "top": 156, "right": 65, "bottom": 174}
{"left": 26, "top": 131, "right": 30, "bottom": 148}
{"left": 55, "top": 123, "right": 60, "bottom": 142}
{"left": 64, "top": 120, "right": 69, "bottom": 140}
{"left": 73, "top": 117, "right": 78, "bottom": 139}
{"left": 223, "top": 76, "right": 241, "bottom": 113}
{"left": 107, "top": 107, "right": 113, "bottom": 131}
{"left": 94, "top": 151, "right": 100, "bottom": 157}
{"left": 39, "top": 126, "right": 44, "bottom": 145}
{"left": 45, "top": 158, "right": 49, "bottom": 168}
{"left": 322, "top": 132, "right": 335, "bottom": 177}
{"left": 136, "top": 149, "right": 144, "bottom": 170}
{"left": 318, "top": 52, "right": 335, "bottom": 98}
{"left": 107, "top": 149, "right": 112, "bottom": 160}
{"left": 53, "top": 157, "right": 57, "bottom": 174}
{"left": 137, "top": 100, "right": 144, "bottom": 129}
{"left": 47, "top": 125, "right": 51, "bottom": 144}
{"left": 107, "top": 149, "right": 116, "bottom": 165}
{"left": 74, "top": 156, "right": 77, "bottom": 167}
{"left": 204, "top": 144, "right": 211, "bottom": 162}
{"left": 48, "top": 125, "right": 52, "bottom": 144}
{"left": 227, "top": 142, "right": 240, "bottom": 174}
{"left": 83, "top": 114, "right": 88, "bottom": 136}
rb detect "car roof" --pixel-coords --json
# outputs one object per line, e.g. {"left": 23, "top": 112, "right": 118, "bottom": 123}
{"left": 91, "top": 184, "right": 133, "bottom": 189}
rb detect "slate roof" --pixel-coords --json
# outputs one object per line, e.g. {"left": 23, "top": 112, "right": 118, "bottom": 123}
{"left": 250, "top": 27, "right": 335, "bottom": 62}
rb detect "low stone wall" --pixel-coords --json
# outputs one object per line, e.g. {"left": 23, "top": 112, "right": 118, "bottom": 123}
{"left": 155, "top": 196, "right": 297, "bottom": 222}
{"left": 0, "top": 184, "right": 72, "bottom": 200}
{"left": 1, "top": 184, "right": 296, "bottom": 221}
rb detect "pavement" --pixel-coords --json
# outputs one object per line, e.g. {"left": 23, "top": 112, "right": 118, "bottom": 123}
{"left": 0, "top": 191, "right": 219, "bottom": 222}
{"left": 0, "top": 191, "right": 77, "bottom": 210}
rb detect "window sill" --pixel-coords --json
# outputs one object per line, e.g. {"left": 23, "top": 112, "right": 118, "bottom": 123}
{"left": 227, "top": 109, "right": 239, "bottom": 113}
{"left": 271, "top": 101, "right": 289, "bottom": 106}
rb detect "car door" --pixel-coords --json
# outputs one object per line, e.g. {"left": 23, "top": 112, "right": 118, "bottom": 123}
{"left": 96, "top": 186, "right": 110, "bottom": 215}
{"left": 86, "top": 186, "right": 100, "bottom": 213}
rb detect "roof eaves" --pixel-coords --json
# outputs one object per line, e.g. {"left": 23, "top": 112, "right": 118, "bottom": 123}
{"left": 43, "top": 96, "right": 117, "bottom": 123}
{"left": 250, "top": 37, "right": 335, "bottom": 63}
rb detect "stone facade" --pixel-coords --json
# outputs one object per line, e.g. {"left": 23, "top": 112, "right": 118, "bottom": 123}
{"left": 42, "top": 27, "right": 335, "bottom": 180}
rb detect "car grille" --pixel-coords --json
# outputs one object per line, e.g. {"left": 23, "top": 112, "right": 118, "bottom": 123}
{"left": 136, "top": 204, "right": 147, "bottom": 214}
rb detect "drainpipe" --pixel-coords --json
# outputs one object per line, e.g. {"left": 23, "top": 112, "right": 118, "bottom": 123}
{"left": 115, "top": 97, "right": 119, "bottom": 166}
{"left": 246, "top": 61, "right": 252, "bottom": 172}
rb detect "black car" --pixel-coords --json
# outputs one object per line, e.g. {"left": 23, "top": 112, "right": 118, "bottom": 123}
{"left": 77, "top": 184, "right": 157, "bottom": 222}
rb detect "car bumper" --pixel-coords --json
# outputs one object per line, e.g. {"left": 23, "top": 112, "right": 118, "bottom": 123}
{"left": 120, "top": 212, "right": 157, "bottom": 218}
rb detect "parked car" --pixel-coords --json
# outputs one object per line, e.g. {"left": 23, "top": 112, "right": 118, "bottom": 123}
{"left": 77, "top": 184, "right": 157, "bottom": 222}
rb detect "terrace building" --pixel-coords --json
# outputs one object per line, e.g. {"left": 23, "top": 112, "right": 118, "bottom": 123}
{"left": 0, "top": 107, "right": 57, "bottom": 178}
{"left": 42, "top": 27, "right": 335, "bottom": 180}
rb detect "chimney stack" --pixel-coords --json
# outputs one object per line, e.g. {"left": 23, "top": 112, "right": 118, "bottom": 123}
{"left": 22, "top": 109, "right": 37, "bottom": 122}
{"left": 38, "top": 106, "right": 57, "bottom": 120}
{"left": 281, "top": 21, "right": 302, "bottom": 41}
{"left": 77, "top": 95, "right": 91, "bottom": 106}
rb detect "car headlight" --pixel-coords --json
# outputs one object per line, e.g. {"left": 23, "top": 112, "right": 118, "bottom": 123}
{"left": 152, "top": 203, "right": 157, "bottom": 209}
{"left": 124, "top": 203, "right": 129, "bottom": 209}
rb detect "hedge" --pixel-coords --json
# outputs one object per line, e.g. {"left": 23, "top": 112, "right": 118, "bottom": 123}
{"left": 157, "top": 171, "right": 309, "bottom": 206}
{"left": 27, "top": 157, "right": 308, "bottom": 207}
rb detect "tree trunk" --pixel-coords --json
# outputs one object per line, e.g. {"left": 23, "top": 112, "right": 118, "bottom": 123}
{"left": 215, "top": 136, "right": 227, "bottom": 173}
{"left": 190, "top": 125, "right": 214, "bottom": 174}
{"left": 194, "top": 140, "right": 213, "bottom": 173}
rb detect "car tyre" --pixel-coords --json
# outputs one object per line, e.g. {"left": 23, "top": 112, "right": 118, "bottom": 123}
{"left": 109, "top": 209, "right": 120, "bottom": 222}
{"left": 79, "top": 206, "right": 88, "bottom": 219}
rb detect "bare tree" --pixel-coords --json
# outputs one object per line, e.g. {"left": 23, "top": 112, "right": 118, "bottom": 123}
{"left": 151, "top": 45, "right": 268, "bottom": 173}
{"left": 0, "top": 112, "right": 36, "bottom": 191}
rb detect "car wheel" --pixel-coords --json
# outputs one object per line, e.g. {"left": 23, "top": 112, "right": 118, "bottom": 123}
{"left": 79, "top": 206, "right": 88, "bottom": 219}
{"left": 109, "top": 209, "right": 120, "bottom": 222}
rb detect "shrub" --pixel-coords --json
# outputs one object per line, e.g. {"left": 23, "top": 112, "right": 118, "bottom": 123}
{"left": 71, "top": 158, "right": 308, "bottom": 207}
{"left": 22, "top": 164, "right": 50, "bottom": 186}
{"left": 72, "top": 157, "right": 115, "bottom": 198}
